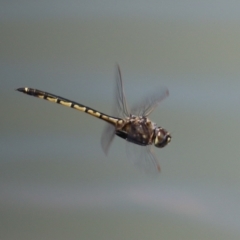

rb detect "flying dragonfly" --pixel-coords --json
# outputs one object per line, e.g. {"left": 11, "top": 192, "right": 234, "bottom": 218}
{"left": 16, "top": 65, "right": 171, "bottom": 172}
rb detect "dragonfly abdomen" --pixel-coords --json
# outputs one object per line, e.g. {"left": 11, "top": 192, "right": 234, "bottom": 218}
{"left": 16, "top": 87, "right": 121, "bottom": 126}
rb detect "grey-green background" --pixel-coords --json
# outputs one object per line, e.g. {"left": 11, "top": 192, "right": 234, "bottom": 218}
{"left": 2, "top": 1, "right": 240, "bottom": 239}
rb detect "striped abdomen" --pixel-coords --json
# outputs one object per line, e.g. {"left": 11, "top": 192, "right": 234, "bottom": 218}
{"left": 16, "top": 87, "right": 122, "bottom": 126}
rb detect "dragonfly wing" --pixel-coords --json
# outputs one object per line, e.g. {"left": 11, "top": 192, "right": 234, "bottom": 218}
{"left": 126, "top": 143, "right": 161, "bottom": 174}
{"left": 144, "top": 146, "right": 161, "bottom": 173}
{"left": 131, "top": 87, "right": 169, "bottom": 117}
{"left": 101, "top": 123, "right": 116, "bottom": 155}
{"left": 115, "top": 64, "right": 130, "bottom": 118}
{"left": 101, "top": 65, "right": 129, "bottom": 154}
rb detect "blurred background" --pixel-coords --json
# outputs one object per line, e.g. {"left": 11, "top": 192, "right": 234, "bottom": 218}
{"left": 1, "top": 1, "right": 240, "bottom": 239}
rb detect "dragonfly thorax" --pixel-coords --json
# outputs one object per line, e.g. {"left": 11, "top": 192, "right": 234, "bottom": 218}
{"left": 153, "top": 127, "right": 171, "bottom": 148}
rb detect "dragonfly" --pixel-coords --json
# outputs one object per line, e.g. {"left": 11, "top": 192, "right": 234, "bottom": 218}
{"left": 16, "top": 65, "right": 171, "bottom": 172}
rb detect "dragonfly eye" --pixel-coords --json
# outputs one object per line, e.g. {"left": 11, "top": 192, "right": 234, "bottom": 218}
{"left": 154, "top": 128, "right": 171, "bottom": 148}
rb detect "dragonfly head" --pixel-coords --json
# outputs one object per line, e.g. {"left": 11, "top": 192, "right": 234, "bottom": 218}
{"left": 154, "top": 127, "right": 171, "bottom": 148}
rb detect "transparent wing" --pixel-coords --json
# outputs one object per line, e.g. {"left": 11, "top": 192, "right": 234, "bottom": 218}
{"left": 131, "top": 87, "right": 169, "bottom": 117}
{"left": 101, "top": 65, "right": 130, "bottom": 154}
{"left": 126, "top": 143, "right": 161, "bottom": 174}
{"left": 101, "top": 124, "right": 116, "bottom": 155}
{"left": 115, "top": 64, "right": 130, "bottom": 118}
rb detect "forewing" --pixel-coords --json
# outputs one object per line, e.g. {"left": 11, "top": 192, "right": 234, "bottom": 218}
{"left": 131, "top": 87, "right": 169, "bottom": 117}
{"left": 126, "top": 143, "right": 161, "bottom": 174}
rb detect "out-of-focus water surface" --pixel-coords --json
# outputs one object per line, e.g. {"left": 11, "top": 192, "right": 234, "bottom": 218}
{"left": 2, "top": 1, "right": 240, "bottom": 240}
